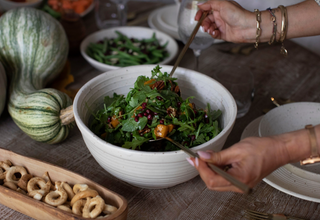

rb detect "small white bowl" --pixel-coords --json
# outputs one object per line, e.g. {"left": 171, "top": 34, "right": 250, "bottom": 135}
{"left": 259, "top": 102, "right": 320, "bottom": 175}
{"left": 259, "top": 102, "right": 320, "bottom": 137}
{"left": 80, "top": 26, "right": 179, "bottom": 72}
{"left": 0, "top": 0, "right": 42, "bottom": 11}
{"left": 73, "top": 65, "right": 237, "bottom": 189}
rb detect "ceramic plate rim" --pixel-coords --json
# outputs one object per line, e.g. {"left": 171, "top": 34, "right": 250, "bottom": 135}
{"left": 241, "top": 115, "right": 320, "bottom": 203}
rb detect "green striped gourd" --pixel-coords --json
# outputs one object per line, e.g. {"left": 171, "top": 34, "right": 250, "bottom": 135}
{"left": 0, "top": 8, "right": 74, "bottom": 144}
{"left": 0, "top": 62, "right": 6, "bottom": 117}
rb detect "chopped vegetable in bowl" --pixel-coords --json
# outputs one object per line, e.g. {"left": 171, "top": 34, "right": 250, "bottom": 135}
{"left": 89, "top": 66, "right": 222, "bottom": 152}
{"left": 86, "top": 31, "right": 169, "bottom": 67}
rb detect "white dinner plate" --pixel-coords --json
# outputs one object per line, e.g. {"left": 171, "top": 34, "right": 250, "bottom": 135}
{"left": 148, "top": 4, "right": 224, "bottom": 44}
{"left": 241, "top": 116, "right": 320, "bottom": 203}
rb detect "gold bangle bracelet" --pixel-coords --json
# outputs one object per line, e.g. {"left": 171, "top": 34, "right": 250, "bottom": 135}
{"left": 278, "top": 5, "right": 288, "bottom": 56}
{"left": 300, "top": 125, "right": 320, "bottom": 166}
{"left": 254, "top": 9, "right": 261, "bottom": 49}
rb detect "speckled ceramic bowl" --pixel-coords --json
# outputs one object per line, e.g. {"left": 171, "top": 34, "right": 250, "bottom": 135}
{"left": 259, "top": 102, "right": 320, "bottom": 175}
{"left": 73, "top": 65, "right": 237, "bottom": 189}
{"left": 259, "top": 102, "right": 320, "bottom": 137}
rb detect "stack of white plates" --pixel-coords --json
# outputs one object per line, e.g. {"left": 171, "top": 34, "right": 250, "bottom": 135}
{"left": 148, "top": 4, "right": 223, "bottom": 44}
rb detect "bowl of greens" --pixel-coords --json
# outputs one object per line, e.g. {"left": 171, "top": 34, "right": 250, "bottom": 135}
{"left": 73, "top": 65, "right": 237, "bottom": 189}
{"left": 80, "top": 26, "right": 178, "bottom": 72}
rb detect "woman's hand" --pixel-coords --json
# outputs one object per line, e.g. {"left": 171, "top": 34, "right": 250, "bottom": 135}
{"left": 195, "top": 0, "right": 255, "bottom": 43}
{"left": 187, "top": 136, "right": 290, "bottom": 193}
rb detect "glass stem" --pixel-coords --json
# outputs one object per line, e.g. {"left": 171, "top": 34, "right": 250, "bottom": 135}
{"left": 193, "top": 49, "right": 201, "bottom": 70}
{"left": 117, "top": 1, "right": 128, "bottom": 26}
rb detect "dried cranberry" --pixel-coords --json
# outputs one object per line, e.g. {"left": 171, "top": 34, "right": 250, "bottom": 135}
{"left": 138, "top": 113, "right": 143, "bottom": 118}
{"left": 141, "top": 102, "right": 147, "bottom": 109}
{"left": 159, "top": 120, "right": 164, "bottom": 124}
{"left": 156, "top": 96, "right": 162, "bottom": 100}
{"left": 146, "top": 109, "right": 150, "bottom": 114}
{"left": 154, "top": 112, "right": 158, "bottom": 115}
{"left": 147, "top": 114, "right": 152, "bottom": 120}
{"left": 191, "top": 135, "right": 196, "bottom": 141}
{"left": 134, "top": 116, "right": 139, "bottom": 122}
{"left": 143, "top": 112, "right": 148, "bottom": 116}
{"left": 107, "top": 117, "right": 111, "bottom": 122}
{"left": 204, "top": 114, "right": 208, "bottom": 118}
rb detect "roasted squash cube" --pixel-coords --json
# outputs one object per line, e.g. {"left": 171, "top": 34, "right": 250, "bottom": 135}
{"left": 154, "top": 124, "right": 169, "bottom": 138}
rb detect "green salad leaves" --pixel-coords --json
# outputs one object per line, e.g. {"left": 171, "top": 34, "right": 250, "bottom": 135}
{"left": 89, "top": 66, "right": 222, "bottom": 152}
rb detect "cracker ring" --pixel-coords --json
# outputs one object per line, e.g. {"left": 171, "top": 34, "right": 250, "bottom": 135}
{"left": 0, "top": 161, "right": 11, "bottom": 180}
{"left": 27, "top": 177, "right": 51, "bottom": 200}
{"left": 3, "top": 181, "right": 18, "bottom": 191}
{"left": 17, "top": 174, "right": 33, "bottom": 191}
{"left": 42, "top": 172, "right": 54, "bottom": 191}
{"left": 16, "top": 188, "right": 27, "bottom": 195}
{"left": 72, "top": 199, "right": 86, "bottom": 216}
{"left": 82, "top": 196, "right": 105, "bottom": 218}
{"left": 57, "top": 205, "right": 72, "bottom": 213}
{"left": 5, "top": 166, "right": 28, "bottom": 184}
{"left": 44, "top": 181, "right": 68, "bottom": 206}
{"left": 73, "top": 183, "right": 89, "bottom": 194}
{"left": 103, "top": 204, "right": 118, "bottom": 215}
{"left": 61, "top": 182, "right": 75, "bottom": 201}
{"left": 70, "top": 189, "right": 99, "bottom": 206}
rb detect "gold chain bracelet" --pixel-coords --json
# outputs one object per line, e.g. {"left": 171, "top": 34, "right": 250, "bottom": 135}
{"left": 254, "top": 9, "right": 261, "bottom": 49}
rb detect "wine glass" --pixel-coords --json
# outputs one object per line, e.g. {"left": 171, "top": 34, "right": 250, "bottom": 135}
{"left": 177, "top": 0, "right": 214, "bottom": 70}
{"left": 95, "top": 0, "right": 129, "bottom": 29}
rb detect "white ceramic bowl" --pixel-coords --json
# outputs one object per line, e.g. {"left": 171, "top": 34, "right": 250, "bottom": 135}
{"left": 73, "top": 65, "right": 237, "bottom": 189}
{"left": 259, "top": 102, "right": 320, "bottom": 137}
{"left": 80, "top": 26, "right": 178, "bottom": 72}
{"left": 0, "top": 0, "right": 42, "bottom": 11}
{"left": 259, "top": 102, "right": 320, "bottom": 174}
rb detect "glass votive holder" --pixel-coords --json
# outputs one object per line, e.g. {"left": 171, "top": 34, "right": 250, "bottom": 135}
{"left": 213, "top": 65, "right": 254, "bottom": 118}
{"left": 94, "top": 0, "right": 128, "bottom": 29}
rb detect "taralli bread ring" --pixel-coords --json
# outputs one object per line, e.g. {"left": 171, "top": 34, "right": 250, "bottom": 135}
{"left": 27, "top": 177, "right": 51, "bottom": 200}
{"left": 103, "top": 204, "right": 118, "bottom": 215}
{"left": 73, "top": 183, "right": 89, "bottom": 194}
{"left": 57, "top": 205, "right": 72, "bottom": 213}
{"left": 72, "top": 199, "right": 86, "bottom": 216}
{"left": 61, "top": 182, "right": 75, "bottom": 201}
{"left": 82, "top": 196, "right": 105, "bottom": 218}
{"left": 70, "top": 189, "right": 99, "bottom": 206}
{"left": 16, "top": 188, "right": 27, "bottom": 195}
{"left": 3, "top": 181, "right": 18, "bottom": 191}
{"left": 17, "top": 174, "right": 33, "bottom": 191}
{"left": 5, "top": 166, "right": 28, "bottom": 184}
{"left": 44, "top": 182, "right": 68, "bottom": 206}
{"left": 0, "top": 161, "right": 11, "bottom": 180}
{"left": 42, "top": 172, "right": 54, "bottom": 191}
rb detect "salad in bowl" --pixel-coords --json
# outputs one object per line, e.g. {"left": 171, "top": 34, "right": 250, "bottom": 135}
{"left": 89, "top": 66, "right": 222, "bottom": 152}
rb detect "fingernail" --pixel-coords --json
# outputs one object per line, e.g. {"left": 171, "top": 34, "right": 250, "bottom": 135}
{"left": 195, "top": 157, "right": 199, "bottom": 167}
{"left": 197, "top": 151, "right": 211, "bottom": 159}
{"left": 186, "top": 158, "right": 194, "bottom": 167}
{"left": 197, "top": 2, "right": 204, "bottom": 5}
{"left": 212, "top": 31, "right": 215, "bottom": 36}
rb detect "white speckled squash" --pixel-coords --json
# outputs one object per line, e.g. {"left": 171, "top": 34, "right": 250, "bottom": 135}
{"left": 0, "top": 62, "right": 6, "bottom": 117}
{"left": 0, "top": 8, "right": 74, "bottom": 144}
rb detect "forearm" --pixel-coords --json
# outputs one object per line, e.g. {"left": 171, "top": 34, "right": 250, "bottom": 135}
{"left": 273, "top": 124, "right": 320, "bottom": 164}
{"left": 243, "top": 0, "right": 320, "bottom": 43}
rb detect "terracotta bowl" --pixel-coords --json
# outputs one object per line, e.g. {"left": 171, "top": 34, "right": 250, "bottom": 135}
{"left": 73, "top": 65, "right": 237, "bottom": 189}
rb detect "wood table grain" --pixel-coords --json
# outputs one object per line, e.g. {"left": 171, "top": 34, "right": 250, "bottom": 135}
{"left": 1, "top": 2, "right": 320, "bottom": 220}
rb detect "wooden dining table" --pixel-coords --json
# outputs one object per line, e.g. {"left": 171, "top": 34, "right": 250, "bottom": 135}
{"left": 1, "top": 1, "right": 320, "bottom": 219}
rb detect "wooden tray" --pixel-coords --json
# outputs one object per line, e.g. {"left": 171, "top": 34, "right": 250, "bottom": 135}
{"left": 0, "top": 148, "right": 128, "bottom": 220}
